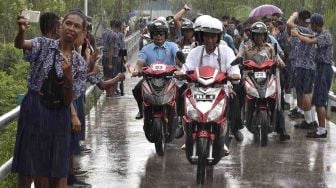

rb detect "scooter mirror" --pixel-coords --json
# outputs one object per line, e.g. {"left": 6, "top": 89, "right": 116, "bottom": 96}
{"left": 176, "top": 51, "right": 186, "bottom": 64}
{"left": 230, "top": 57, "right": 243, "bottom": 66}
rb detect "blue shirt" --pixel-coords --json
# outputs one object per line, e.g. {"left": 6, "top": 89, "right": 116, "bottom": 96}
{"left": 267, "top": 35, "right": 283, "bottom": 53}
{"left": 315, "top": 30, "right": 333, "bottom": 65}
{"left": 295, "top": 25, "right": 316, "bottom": 70}
{"left": 24, "top": 37, "right": 87, "bottom": 99}
{"left": 223, "top": 33, "right": 236, "bottom": 52}
{"left": 138, "top": 41, "right": 179, "bottom": 66}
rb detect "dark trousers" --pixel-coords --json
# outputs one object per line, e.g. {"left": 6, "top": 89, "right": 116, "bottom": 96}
{"left": 229, "top": 83, "right": 245, "bottom": 131}
{"left": 176, "top": 83, "right": 188, "bottom": 116}
{"left": 132, "top": 79, "right": 144, "bottom": 113}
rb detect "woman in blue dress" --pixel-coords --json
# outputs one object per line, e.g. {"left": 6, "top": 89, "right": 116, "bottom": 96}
{"left": 12, "top": 10, "right": 87, "bottom": 187}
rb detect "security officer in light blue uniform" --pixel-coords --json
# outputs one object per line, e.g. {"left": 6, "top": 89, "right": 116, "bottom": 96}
{"left": 131, "top": 19, "right": 180, "bottom": 120}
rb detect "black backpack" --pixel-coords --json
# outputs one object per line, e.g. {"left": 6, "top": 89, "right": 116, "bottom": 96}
{"left": 39, "top": 53, "right": 72, "bottom": 109}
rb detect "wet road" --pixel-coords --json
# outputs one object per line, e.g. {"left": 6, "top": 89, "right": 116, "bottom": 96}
{"left": 77, "top": 54, "right": 336, "bottom": 188}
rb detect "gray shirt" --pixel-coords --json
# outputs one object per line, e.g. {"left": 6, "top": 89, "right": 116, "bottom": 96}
{"left": 294, "top": 25, "right": 316, "bottom": 70}
{"left": 102, "top": 29, "right": 119, "bottom": 57}
{"left": 315, "top": 30, "right": 333, "bottom": 65}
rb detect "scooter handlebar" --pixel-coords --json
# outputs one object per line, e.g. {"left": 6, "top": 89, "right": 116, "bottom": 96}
{"left": 230, "top": 57, "right": 243, "bottom": 66}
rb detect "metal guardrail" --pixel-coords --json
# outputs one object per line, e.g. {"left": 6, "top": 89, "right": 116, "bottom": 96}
{"left": 0, "top": 31, "right": 140, "bottom": 181}
{"left": 0, "top": 85, "right": 96, "bottom": 181}
{"left": 125, "top": 31, "right": 140, "bottom": 60}
{"left": 327, "top": 65, "right": 336, "bottom": 113}
{"left": 0, "top": 106, "right": 20, "bottom": 130}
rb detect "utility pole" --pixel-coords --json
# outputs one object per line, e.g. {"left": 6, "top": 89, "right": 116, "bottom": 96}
{"left": 84, "top": 0, "right": 88, "bottom": 16}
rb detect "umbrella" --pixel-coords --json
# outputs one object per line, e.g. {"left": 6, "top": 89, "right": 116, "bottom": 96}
{"left": 249, "top": 4, "right": 283, "bottom": 18}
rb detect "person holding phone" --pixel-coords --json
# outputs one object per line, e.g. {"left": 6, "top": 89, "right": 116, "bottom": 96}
{"left": 11, "top": 10, "right": 87, "bottom": 187}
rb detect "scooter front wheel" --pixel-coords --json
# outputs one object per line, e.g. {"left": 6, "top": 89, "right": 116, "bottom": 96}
{"left": 259, "top": 111, "right": 269, "bottom": 146}
{"left": 196, "top": 138, "right": 208, "bottom": 184}
{"left": 153, "top": 118, "right": 165, "bottom": 156}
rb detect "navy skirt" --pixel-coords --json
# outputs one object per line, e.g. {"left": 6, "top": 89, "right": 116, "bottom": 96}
{"left": 11, "top": 90, "right": 71, "bottom": 178}
{"left": 70, "top": 96, "right": 85, "bottom": 155}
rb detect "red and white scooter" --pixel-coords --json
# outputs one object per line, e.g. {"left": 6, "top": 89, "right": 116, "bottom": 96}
{"left": 182, "top": 66, "right": 232, "bottom": 184}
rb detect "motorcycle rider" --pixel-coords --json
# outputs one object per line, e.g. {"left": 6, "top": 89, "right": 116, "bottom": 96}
{"left": 177, "top": 18, "right": 195, "bottom": 50}
{"left": 132, "top": 19, "right": 181, "bottom": 120}
{"left": 176, "top": 16, "right": 242, "bottom": 152}
{"left": 237, "top": 21, "right": 290, "bottom": 141}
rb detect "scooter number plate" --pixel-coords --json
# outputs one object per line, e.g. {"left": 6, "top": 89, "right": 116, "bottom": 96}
{"left": 254, "top": 71, "right": 266, "bottom": 79}
{"left": 182, "top": 46, "right": 191, "bottom": 54}
{"left": 194, "top": 94, "right": 216, "bottom": 101}
{"left": 152, "top": 64, "right": 166, "bottom": 71}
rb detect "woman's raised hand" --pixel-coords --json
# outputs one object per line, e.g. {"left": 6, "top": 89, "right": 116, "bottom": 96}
{"left": 17, "top": 15, "right": 29, "bottom": 32}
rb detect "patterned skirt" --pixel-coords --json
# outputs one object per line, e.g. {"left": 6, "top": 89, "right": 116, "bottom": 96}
{"left": 11, "top": 90, "right": 71, "bottom": 178}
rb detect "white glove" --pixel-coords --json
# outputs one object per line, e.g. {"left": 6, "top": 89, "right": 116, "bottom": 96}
{"left": 224, "top": 82, "right": 236, "bottom": 99}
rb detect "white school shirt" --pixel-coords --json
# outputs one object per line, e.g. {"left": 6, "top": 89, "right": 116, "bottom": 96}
{"left": 181, "top": 44, "right": 240, "bottom": 77}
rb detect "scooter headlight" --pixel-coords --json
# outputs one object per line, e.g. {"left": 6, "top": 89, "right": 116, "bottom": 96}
{"left": 185, "top": 98, "right": 198, "bottom": 121}
{"left": 162, "top": 88, "right": 175, "bottom": 104}
{"left": 207, "top": 99, "right": 225, "bottom": 121}
{"left": 245, "top": 81, "right": 259, "bottom": 98}
{"left": 265, "top": 78, "right": 276, "bottom": 98}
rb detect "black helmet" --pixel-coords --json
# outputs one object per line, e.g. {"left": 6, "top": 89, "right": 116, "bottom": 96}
{"left": 251, "top": 21, "right": 268, "bottom": 41}
{"left": 148, "top": 20, "right": 168, "bottom": 39}
{"left": 166, "top": 16, "right": 175, "bottom": 27}
{"left": 181, "top": 19, "right": 194, "bottom": 30}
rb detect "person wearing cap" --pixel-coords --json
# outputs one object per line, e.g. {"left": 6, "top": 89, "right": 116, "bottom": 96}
{"left": 286, "top": 10, "right": 313, "bottom": 120}
{"left": 291, "top": 13, "right": 333, "bottom": 138}
{"left": 287, "top": 10, "right": 318, "bottom": 129}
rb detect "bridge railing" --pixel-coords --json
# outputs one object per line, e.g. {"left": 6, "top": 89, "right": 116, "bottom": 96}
{"left": 0, "top": 31, "right": 140, "bottom": 181}
{"left": 327, "top": 65, "right": 336, "bottom": 114}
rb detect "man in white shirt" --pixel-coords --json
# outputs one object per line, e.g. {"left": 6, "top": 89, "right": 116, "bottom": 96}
{"left": 181, "top": 17, "right": 240, "bottom": 77}
{"left": 182, "top": 41, "right": 239, "bottom": 76}
{"left": 176, "top": 16, "right": 242, "bottom": 152}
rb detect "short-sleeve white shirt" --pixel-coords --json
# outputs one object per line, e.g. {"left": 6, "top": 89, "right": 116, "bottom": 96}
{"left": 181, "top": 44, "right": 240, "bottom": 77}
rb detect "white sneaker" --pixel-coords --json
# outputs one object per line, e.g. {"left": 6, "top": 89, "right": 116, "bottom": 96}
{"left": 223, "top": 144, "right": 230, "bottom": 156}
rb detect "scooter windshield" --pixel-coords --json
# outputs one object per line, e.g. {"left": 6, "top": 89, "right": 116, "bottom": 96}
{"left": 151, "top": 78, "right": 166, "bottom": 92}
{"left": 251, "top": 53, "right": 267, "bottom": 65}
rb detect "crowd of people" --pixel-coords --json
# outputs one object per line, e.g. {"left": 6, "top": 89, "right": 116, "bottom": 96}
{"left": 134, "top": 4, "right": 333, "bottom": 161}
{"left": 9, "top": 3, "right": 334, "bottom": 187}
{"left": 136, "top": 5, "right": 333, "bottom": 139}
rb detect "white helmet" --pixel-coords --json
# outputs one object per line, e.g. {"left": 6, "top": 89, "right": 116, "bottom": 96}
{"left": 199, "top": 17, "right": 223, "bottom": 43}
{"left": 194, "top": 15, "right": 213, "bottom": 32}
{"left": 200, "top": 17, "right": 223, "bottom": 34}
{"left": 157, "top": 16, "right": 166, "bottom": 22}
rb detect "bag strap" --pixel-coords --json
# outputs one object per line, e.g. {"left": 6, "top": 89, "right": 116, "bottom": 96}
{"left": 217, "top": 46, "right": 221, "bottom": 72}
{"left": 199, "top": 46, "right": 205, "bottom": 67}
